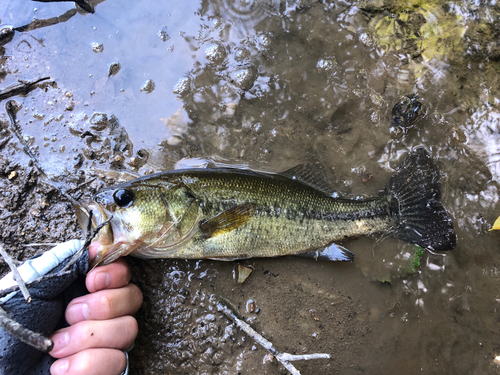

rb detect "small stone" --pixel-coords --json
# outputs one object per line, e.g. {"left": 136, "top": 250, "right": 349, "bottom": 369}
{"left": 108, "top": 62, "right": 121, "bottom": 77}
{"left": 140, "top": 79, "right": 155, "bottom": 93}
{"left": 246, "top": 299, "right": 256, "bottom": 313}
{"left": 7, "top": 171, "right": 17, "bottom": 180}
{"left": 91, "top": 42, "right": 104, "bottom": 53}
{"left": 69, "top": 122, "right": 85, "bottom": 136}
{"left": 234, "top": 47, "right": 251, "bottom": 62}
{"left": 392, "top": 94, "right": 422, "bottom": 127}
{"left": 173, "top": 77, "right": 191, "bottom": 95}
{"left": 205, "top": 41, "right": 226, "bottom": 64}
{"left": 359, "top": 32, "right": 374, "bottom": 47}
{"left": 237, "top": 265, "right": 253, "bottom": 284}
{"left": 158, "top": 27, "right": 170, "bottom": 42}
{"left": 230, "top": 66, "right": 257, "bottom": 90}
{"left": 309, "top": 309, "right": 320, "bottom": 321}
{"left": 89, "top": 112, "right": 109, "bottom": 131}
{"left": 316, "top": 57, "right": 337, "bottom": 73}
{"left": 0, "top": 25, "right": 15, "bottom": 46}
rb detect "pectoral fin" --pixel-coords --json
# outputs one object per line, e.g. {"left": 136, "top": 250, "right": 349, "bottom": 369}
{"left": 298, "top": 243, "right": 354, "bottom": 262}
{"left": 199, "top": 203, "right": 255, "bottom": 238}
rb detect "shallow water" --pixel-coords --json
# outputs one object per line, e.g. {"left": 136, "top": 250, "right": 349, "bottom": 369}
{"left": 1, "top": 0, "right": 500, "bottom": 374}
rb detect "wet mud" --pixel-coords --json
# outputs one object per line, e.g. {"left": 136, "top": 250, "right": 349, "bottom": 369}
{"left": 1, "top": 0, "right": 500, "bottom": 374}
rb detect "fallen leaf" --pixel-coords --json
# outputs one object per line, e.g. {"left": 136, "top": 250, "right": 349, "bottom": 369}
{"left": 490, "top": 216, "right": 500, "bottom": 231}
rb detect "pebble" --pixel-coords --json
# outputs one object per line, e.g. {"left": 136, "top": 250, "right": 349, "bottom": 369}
{"left": 91, "top": 42, "right": 104, "bottom": 53}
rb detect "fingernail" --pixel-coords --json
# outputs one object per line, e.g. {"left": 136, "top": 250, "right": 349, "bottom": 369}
{"left": 51, "top": 359, "right": 69, "bottom": 374}
{"left": 95, "top": 271, "right": 111, "bottom": 289}
{"left": 66, "top": 302, "right": 89, "bottom": 322}
{"left": 50, "top": 331, "right": 69, "bottom": 354}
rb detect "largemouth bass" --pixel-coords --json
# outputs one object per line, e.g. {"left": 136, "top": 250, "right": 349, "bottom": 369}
{"left": 75, "top": 148, "right": 456, "bottom": 267}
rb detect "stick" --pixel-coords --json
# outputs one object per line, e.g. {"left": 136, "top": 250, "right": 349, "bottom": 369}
{"left": 0, "top": 244, "right": 31, "bottom": 303}
{"left": 14, "top": 8, "right": 78, "bottom": 33}
{"left": 0, "top": 305, "right": 53, "bottom": 352}
{"left": 0, "top": 77, "right": 51, "bottom": 102}
{"left": 0, "top": 270, "right": 72, "bottom": 299}
{"left": 21, "top": 243, "right": 61, "bottom": 247}
{"left": 217, "top": 300, "right": 331, "bottom": 375}
{"left": 32, "top": 0, "right": 94, "bottom": 14}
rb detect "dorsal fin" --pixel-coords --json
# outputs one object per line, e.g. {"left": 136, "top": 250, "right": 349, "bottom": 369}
{"left": 279, "top": 164, "right": 334, "bottom": 195}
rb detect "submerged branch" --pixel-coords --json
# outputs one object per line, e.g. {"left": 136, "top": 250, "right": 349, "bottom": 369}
{"left": 217, "top": 300, "right": 331, "bottom": 375}
{"left": 0, "top": 77, "right": 51, "bottom": 102}
{"left": 32, "top": 0, "right": 94, "bottom": 14}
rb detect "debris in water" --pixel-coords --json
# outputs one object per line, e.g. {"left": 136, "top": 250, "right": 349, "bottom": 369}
{"left": 89, "top": 112, "right": 109, "bottom": 131}
{"left": 157, "top": 27, "right": 170, "bottom": 42}
{"left": 91, "top": 42, "right": 104, "bottom": 53}
{"left": 391, "top": 94, "right": 422, "bottom": 128}
{"left": 140, "top": 79, "right": 155, "bottom": 93}
{"left": 0, "top": 26, "right": 15, "bottom": 46}
{"left": 361, "top": 173, "right": 373, "bottom": 183}
{"left": 0, "top": 77, "right": 51, "bottom": 102}
{"left": 217, "top": 299, "right": 331, "bottom": 375}
{"left": 205, "top": 41, "right": 227, "bottom": 64}
{"left": 33, "top": 0, "right": 95, "bottom": 14}
{"left": 108, "top": 62, "right": 121, "bottom": 77}
{"left": 237, "top": 265, "right": 253, "bottom": 284}
{"left": 7, "top": 171, "right": 17, "bottom": 180}
{"left": 309, "top": 309, "right": 319, "bottom": 321}
{"left": 489, "top": 217, "right": 500, "bottom": 231}
{"left": 246, "top": 299, "right": 256, "bottom": 313}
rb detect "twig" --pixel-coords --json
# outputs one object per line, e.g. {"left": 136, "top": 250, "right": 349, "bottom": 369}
{"left": 21, "top": 243, "right": 61, "bottom": 247}
{"left": 66, "top": 177, "right": 97, "bottom": 194}
{"left": 0, "top": 77, "right": 51, "bottom": 102}
{"left": 0, "top": 270, "right": 72, "bottom": 299}
{"left": 32, "top": 0, "right": 95, "bottom": 14}
{"left": 0, "top": 305, "right": 53, "bottom": 352}
{"left": 0, "top": 244, "right": 31, "bottom": 303}
{"left": 14, "top": 8, "right": 78, "bottom": 33}
{"left": 217, "top": 300, "right": 331, "bottom": 375}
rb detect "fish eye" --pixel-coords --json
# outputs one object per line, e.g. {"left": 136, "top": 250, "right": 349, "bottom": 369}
{"left": 113, "top": 189, "right": 134, "bottom": 208}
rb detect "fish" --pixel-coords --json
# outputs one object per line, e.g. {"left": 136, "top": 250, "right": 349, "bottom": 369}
{"left": 74, "top": 148, "right": 456, "bottom": 268}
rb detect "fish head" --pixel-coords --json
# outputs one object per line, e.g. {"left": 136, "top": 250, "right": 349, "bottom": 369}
{"left": 74, "top": 181, "right": 181, "bottom": 268}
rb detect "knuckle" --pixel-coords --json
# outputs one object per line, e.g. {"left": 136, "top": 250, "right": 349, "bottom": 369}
{"left": 98, "top": 293, "right": 113, "bottom": 317}
{"left": 73, "top": 350, "right": 94, "bottom": 372}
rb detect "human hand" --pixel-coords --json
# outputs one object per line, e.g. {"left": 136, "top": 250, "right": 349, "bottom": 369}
{"left": 49, "top": 246, "right": 143, "bottom": 375}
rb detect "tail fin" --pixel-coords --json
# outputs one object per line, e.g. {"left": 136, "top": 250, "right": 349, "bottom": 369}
{"left": 384, "top": 148, "right": 456, "bottom": 251}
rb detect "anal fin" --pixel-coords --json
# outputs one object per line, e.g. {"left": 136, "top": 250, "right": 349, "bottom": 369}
{"left": 298, "top": 243, "right": 354, "bottom": 262}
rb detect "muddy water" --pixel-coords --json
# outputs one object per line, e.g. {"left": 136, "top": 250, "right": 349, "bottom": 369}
{"left": 1, "top": 0, "right": 500, "bottom": 374}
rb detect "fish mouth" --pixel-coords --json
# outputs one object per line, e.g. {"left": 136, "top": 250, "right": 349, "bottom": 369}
{"left": 73, "top": 201, "right": 114, "bottom": 267}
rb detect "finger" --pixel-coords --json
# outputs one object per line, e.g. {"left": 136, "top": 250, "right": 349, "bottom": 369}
{"left": 86, "top": 258, "right": 131, "bottom": 293}
{"left": 50, "top": 348, "right": 126, "bottom": 375}
{"left": 50, "top": 316, "right": 138, "bottom": 358}
{"left": 65, "top": 284, "right": 143, "bottom": 324}
{"left": 88, "top": 241, "right": 100, "bottom": 260}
